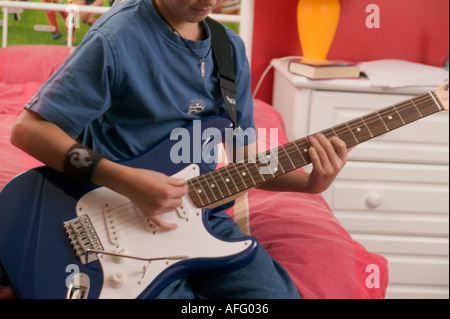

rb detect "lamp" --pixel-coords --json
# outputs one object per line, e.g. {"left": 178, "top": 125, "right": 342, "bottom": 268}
{"left": 297, "top": 0, "right": 341, "bottom": 62}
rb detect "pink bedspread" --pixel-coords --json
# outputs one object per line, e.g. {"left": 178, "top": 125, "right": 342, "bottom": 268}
{"left": 241, "top": 100, "right": 388, "bottom": 298}
{"left": 0, "top": 45, "right": 388, "bottom": 299}
{"left": 0, "top": 83, "right": 43, "bottom": 189}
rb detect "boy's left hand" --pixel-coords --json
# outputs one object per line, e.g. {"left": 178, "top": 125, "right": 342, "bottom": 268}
{"left": 305, "top": 133, "right": 349, "bottom": 194}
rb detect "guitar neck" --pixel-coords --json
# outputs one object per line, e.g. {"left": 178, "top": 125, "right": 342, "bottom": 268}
{"left": 188, "top": 90, "right": 447, "bottom": 209}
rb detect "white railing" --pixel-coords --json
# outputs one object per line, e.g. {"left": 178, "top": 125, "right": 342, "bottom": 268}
{"left": 0, "top": 0, "right": 254, "bottom": 62}
{"left": 0, "top": 1, "right": 109, "bottom": 48}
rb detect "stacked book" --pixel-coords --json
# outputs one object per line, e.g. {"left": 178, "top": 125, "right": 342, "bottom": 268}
{"left": 288, "top": 59, "right": 361, "bottom": 80}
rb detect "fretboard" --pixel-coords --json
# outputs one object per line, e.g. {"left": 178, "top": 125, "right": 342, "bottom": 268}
{"left": 187, "top": 91, "right": 444, "bottom": 209}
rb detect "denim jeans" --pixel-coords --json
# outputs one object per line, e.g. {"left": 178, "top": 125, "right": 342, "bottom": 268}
{"left": 155, "top": 210, "right": 301, "bottom": 299}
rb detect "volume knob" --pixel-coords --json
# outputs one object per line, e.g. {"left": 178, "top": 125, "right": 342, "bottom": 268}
{"left": 109, "top": 272, "right": 126, "bottom": 288}
{"left": 112, "top": 247, "right": 127, "bottom": 264}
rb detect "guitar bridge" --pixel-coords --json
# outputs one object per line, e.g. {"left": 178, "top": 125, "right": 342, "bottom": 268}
{"left": 63, "top": 215, "right": 104, "bottom": 265}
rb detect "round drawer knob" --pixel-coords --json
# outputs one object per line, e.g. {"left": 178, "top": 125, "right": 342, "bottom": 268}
{"left": 366, "top": 192, "right": 383, "bottom": 208}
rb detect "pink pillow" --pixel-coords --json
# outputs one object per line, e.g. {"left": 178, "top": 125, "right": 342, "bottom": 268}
{"left": 0, "top": 82, "right": 42, "bottom": 115}
{"left": 0, "top": 45, "right": 71, "bottom": 84}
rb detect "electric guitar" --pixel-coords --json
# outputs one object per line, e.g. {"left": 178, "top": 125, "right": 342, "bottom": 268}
{"left": 0, "top": 82, "right": 448, "bottom": 299}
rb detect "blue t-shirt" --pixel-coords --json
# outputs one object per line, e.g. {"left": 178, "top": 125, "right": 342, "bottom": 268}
{"left": 26, "top": 0, "right": 255, "bottom": 161}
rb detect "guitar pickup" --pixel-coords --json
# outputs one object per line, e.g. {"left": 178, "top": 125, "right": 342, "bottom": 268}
{"left": 63, "top": 215, "right": 104, "bottom": 265}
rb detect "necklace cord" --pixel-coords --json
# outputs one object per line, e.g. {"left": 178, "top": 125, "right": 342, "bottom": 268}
{"left": 158, "top": 12, "right": 212, "bottom": 61}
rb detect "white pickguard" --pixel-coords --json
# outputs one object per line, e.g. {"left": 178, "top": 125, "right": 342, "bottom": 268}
{"left": 75, "top": 164, "right": 253, "bottom": 299}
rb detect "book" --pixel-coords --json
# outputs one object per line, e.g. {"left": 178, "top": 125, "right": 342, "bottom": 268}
{"left": 288, "top": 59, "right": 361, "bottom": 80}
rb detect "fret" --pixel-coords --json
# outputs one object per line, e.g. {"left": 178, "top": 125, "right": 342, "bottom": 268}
{"left": 279, "top": 144, "right": 296, "bottom": 172}
{"left": 229, "top": 162, "right": 251, "bottom": 190}
{"left": 410, "top": 98, "right": 424, "bottom": 118}
{"left": 360, "top": 111, "right": 387, "bottom": 138}
{"left": 331, "top": 123, "right": 358, "bottom": 148}
{"left": 392, "top": 104, "right": 406, "bottom": 125}
{"left": 293, "top": 138, "right": 311, "bottom": 165}
{"left": 275, "top": 159, "right": 286, "bottom": 174}
{"left": 268, "top": 148, "right": 286, "bottom": 175}
{"left": 223, "top": 166, "right": 241, "bottom": 193}
{"left": 187, "top": 180, "right": 206, "bottom": 207}
{"left": 208, "top": 169, "right": 232, "bottom": 198}
{"left": 292, "top": 139, "right": 308, "bottom": 163}
{"left": 374, "top": 110, "right": 390, "bottom": 132}
{"left": 284, "top": 142, "right": 308, "bottom": 168}
{"left": 202, "top": 171, "right": 225, "bottom": 200}
{"left": 345, "top": 123, "right": 359, "bottom": 144}
{"left": 256, "top": 150, "right": 280, "bottom": 177}
{"left": 321, "top": 128, "right": 337, "bottom": 140}
{"left": 422, "top": 92, "right": 443, "bottom": 116}
{"left": 428, "top": 92, "right": 444, "bottom": 112}
{"left": 330, "top": 127, "right": 339, "bottom": 138}
{"left": 245, "top": 162, "right": 267, "bottom": 185}
{"left": 346, "top": 118, "right": 373, "bottom": 145}
{"left": 241, "top": 162, "right": 257, "bottom": 187}
{"left": 359, "top": 116, "right": 374, "bottom": 138}
{"left": 271, "top": 146, "right": 292, "bottom": 175}
{"left": 396, "top": 100, "right": 421, "bottom": 124}
{"left": 378, "top": 107, "right": 404, "bottom": 131}
{"left": 198, "top": 174, "right": 218, "bottom": 203}
{"left": 215, "top": 167, "right": 236, "bottom": 196}
{"left": 202, "top": 175, "right": 218, "bottom": 202}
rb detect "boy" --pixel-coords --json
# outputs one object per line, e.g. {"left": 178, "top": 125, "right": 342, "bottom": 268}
{"left": 11, "top": 0, "right": 348, "bottom": 298}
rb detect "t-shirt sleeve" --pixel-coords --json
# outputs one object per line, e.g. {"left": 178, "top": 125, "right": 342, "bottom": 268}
{"left": 25, "top": 30, "right": 117, "bottom": 139}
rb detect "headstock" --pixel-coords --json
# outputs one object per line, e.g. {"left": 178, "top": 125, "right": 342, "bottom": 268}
{"left": 435, "top": 80, "right": 449, "bottom": 111}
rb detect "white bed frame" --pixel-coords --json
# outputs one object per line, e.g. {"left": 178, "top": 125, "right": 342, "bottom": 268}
{"left": 0, "top": 0, "right": 254, "bottom": 62}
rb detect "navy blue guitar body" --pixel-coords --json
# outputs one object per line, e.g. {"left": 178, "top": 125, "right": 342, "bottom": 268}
{"left": 0, "top": 117, "right": 259, "bottom": 299}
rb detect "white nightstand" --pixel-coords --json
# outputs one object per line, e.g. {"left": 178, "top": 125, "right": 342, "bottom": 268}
{"left": 272, "top": 59, "right": 449, "bottom": 299}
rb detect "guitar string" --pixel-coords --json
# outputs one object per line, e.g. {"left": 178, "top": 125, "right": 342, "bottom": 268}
{"left": 73, "top": 94, "right": 440, "bottom": 219}
{"left": 76, "top": 94, "right": 440, "bottom": 236}
{"left": 83, "top": 202, "right": 145, "bottom": 241}
{"left": 73, "top": 93, "right": 444, "bottom": 242}
{"left": 193, "top": 91, "right": 437, "bottom": 184}
{"left": 188, "top": 92, "right": 434, "bottom": 196}
{"left": 79, "top": 212, "right": 150, "bottom": 257}
{"left": 186, "top": 99, "right": 432, "bottom": 202}
{"left": 187, "top": 93, "right": 439, "bottom": 201}
{"left": 194, "top": 92, "right": 436, "bottom": 189}
{"left": 89, "top": 200, "right": 203, "bottom": 240}
{"left": 103, "top": 203, "right": 143, "bottom": 236}
{"left": 250, "top": 93, "right": 437, "bottom": 166}
{"left": 105, "top": 203, "right": 163, "bottom": 237}
{"left": 96, "top": 205, "right": 136, "bottom": 239}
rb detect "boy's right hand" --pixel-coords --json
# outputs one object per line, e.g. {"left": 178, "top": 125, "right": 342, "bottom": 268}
{"left": 93, "top": 161, "right": 188, "bottom": 231}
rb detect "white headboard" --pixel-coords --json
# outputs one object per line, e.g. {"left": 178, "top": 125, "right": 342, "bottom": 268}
{"left": 1, "top": 0, "right": 255, "bottom": 63}
{"left": 211, "top": 0, "right": 255, "bottom": 64}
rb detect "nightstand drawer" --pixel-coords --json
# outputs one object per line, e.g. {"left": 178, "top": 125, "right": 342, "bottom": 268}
{"left": 352, "top": 234, "right": 449, "bottom": 257}
{"left": 322, "top": 162, "right": 449, "bottom": 237}
{"left": 331, "top": 189, "right": 449, "bottom": 237}
{"left": 309, "top": 91, "right": 449, "bottom": 165}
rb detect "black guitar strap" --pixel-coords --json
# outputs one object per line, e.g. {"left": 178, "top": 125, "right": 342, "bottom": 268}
{"left": 205, "top": 18, "right": 239, "bottom": 130}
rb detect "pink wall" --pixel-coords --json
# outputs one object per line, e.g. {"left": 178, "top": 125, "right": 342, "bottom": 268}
{"left": 251, "top": 0, "right": 450, "bottom": 104}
